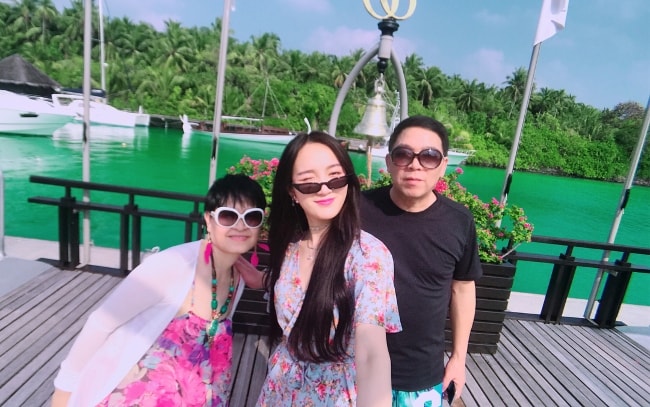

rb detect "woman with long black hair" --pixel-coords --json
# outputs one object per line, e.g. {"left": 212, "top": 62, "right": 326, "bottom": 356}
{"left": 257, "top": 131, "right": 401, "bottom": 407}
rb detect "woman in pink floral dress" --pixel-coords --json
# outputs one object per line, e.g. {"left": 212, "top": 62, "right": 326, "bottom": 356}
{"left": 257, "top": 132, "right": 402, "bottom": 407}
{"left": 51, "top": 174, "right": 266, "bottom": 406}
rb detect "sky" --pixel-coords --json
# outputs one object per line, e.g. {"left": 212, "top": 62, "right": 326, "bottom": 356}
{"left": 48, "top": 0, "right": 650, "bottom": 110}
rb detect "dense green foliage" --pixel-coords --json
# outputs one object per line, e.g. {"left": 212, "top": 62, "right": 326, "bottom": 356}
{"left": 1, "top": 0, "right": 647, "bottom": 183}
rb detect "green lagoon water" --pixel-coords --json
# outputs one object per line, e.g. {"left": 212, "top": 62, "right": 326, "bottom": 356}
{"left": 1, "top": 126, "right": 648, "bottom": 305}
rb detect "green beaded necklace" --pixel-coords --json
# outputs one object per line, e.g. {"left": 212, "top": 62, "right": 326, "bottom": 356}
{"left": 206, "top": 251, "right": 234, "bottom": 344}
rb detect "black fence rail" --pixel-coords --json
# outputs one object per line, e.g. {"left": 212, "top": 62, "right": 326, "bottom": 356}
{"left": 506, "top": 235, "right": 650, "bottom": 328}
{"left": 28, "top": 175, "right": 275, "bottom": 337}
{"left": 27, "top": 176, "right": 650, "bottom": 335}
{"left": 28, "top": 175, "right": 205, "bottom": 272}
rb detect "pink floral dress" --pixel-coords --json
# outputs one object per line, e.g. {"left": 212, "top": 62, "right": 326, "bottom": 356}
{"left": 97, "top": 311, "right": 233, "bottom": 407}
{"left": 257, "top": 231, "right": 401, "bottom": 406}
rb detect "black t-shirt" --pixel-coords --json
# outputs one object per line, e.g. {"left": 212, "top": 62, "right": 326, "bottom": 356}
{"left": 361, "top": 186, "right": 482, "bottom": 391}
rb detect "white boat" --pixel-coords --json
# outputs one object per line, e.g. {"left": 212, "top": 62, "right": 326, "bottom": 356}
{"left": 189, "top": 128, "right": 296, "bottom": 145}
{"left": 40, "top": 3, "right": 149, "bottom": 129}
{"left": 181, "top": 114, "right": 296, "bottom": 145}
{"left": 219, "top": 131, "right": 296, "bottom": 145}
{"left": 0, "top": 90, "right": 75, "bottom": 136}
{"left": 50, "top": 93, "right": 150, "bottom": 127}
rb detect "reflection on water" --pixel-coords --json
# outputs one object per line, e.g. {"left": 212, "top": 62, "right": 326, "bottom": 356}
{"left": 52, "top": 122, "right": 149, "bottom": 144}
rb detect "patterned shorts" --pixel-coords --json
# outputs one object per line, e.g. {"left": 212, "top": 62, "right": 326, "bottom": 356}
{"left": 392, "top": 383, "right": 443, "bottom": 407}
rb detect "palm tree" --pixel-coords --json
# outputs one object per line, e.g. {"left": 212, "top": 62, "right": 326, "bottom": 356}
{"left": 503, "top": 67, "right": 529, "bottom": 119}
{"left": 301, "top": 51, "right": 331, "bottom": 83}
{"left": 11, "top": 0, "right": 37, "bottom": 31}
{"left": 330, "top": 56, "right": 348, "bottom": 89}
{"left": 58, "top": 0, "right": 85, "bottom": 58}
{"left": 156, "top": 20, "right": 196, "bottom": 73}
{"left": 535, "top": 88, "right": 574, "bottom": 118}
{"left": 347, "top": 49, "right": 367, "bottom": 89}
{"left": 33, "top": 0, "right": 58, "bottom": 44}
{"left": 136, "top": 66, "right": 187, "bottom": 109}
{"left": 0, "top": 3, "right": 13, "bottom": 51}
{"left": 454, "top": 79, "right": 485, "bottom": 113}
{"left": 246, "top": 33, "right": 282, "bottom": 77}
{"left": 279, "top": 50, "right": 309, "bottom": 82}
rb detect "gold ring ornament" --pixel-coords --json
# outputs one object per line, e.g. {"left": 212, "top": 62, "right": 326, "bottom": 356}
{"left": 362, "top": 0, "right": 417, "bottom": 20}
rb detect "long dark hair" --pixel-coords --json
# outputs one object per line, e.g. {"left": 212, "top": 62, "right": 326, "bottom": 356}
{"left": 265, "top": 131, "right": 360, "bottom": 362}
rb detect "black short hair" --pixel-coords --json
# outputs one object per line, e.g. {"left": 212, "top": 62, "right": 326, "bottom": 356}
{"left": 388, "top": 115, "right": 450, "bottom": 155}
{"left": 204, "top": 173, "right": 266, "bottom": 213}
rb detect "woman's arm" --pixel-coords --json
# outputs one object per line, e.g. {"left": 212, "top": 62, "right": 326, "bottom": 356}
{"left": 351, "top": 234, "right": 401, "bottom": 406}
{"left": 53, "top": 252, "right": 173, "bottom": 394}
{"left": 355, "top": 323, "right": 392, "bottom": 407}
{"left": 234, "top": 255, "right": 265, "bottom": 289}
{"left": 50, "top": 389, "right": 70, "bottom": 407}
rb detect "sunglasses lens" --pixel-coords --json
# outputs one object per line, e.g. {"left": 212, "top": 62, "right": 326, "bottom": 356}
{"left": 217, "top": 209, "right": 238, "bottom": 227}
{"left": 293, "top": 175, "right": 349, "bottom": 194}
{"left": 293, "top": 175, "right": 350, "bottom": 194}
{"left": 391, "top": 148, "right": 414, "bottom": 166}
{"left": 214, "top": 208, "right": 264, "bottom": 228}
{"left": 244, "top": 210, "right": 264, "bottom": 227}
{"left": 294, "top": 183, "right": 319, "bottom": 194}
{"left": 391, "top": 147, "right": 443, "bottom": 169}
{"left": 327, "top": 175, "right": 349, "bottom": 190}
{"left": 420, "top": 149, "right": 443, "bottom": 169}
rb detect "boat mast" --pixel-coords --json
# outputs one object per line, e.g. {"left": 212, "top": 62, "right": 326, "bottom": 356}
{"left": 261, "top": 78, "right": 269, "bottom": 118}
{"left": 98, "top": 0, "right": 106, "bottom": 100}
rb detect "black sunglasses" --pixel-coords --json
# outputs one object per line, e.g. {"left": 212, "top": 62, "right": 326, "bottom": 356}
{"left": 210, "top": 207, "right": 265, "bottom": 228}
{"left": 292, "top": 175, "right": 351, "bottom": 194}
{"left": 390, "top": 146, "right": 444, "bottom": 169}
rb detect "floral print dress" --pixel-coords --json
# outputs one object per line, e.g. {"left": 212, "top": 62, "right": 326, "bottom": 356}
{"left": 257, "top": 232, "right": 401, "bottom": 406}
{"left": 97, "top": 309, "right": 234, "bottom": 406}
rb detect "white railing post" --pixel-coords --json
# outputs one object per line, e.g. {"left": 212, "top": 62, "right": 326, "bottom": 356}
{"left": 0, "top": 168, "right": 5, "bottom": 259}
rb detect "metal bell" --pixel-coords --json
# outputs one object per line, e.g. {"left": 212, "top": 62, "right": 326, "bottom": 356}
{"left": 354, "top": 81, "right": 390, "bottom": 138}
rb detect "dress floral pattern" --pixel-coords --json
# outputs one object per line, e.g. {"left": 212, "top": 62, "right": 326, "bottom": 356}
{"left": 97, "top": 312, "right": 233, "bottom": 407}
{"left": 257, "top": 231, "right": 401, "bottom": 406}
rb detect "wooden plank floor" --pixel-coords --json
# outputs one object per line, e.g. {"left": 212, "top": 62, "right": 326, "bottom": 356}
{"left": 0, "top": 267, "right": 269, "bottom": 407}
{"left": 1, "top": 267, "right": 648, "bottom": 407}
{"left": 459, "top": 318, "right": 650, "bottom": 406}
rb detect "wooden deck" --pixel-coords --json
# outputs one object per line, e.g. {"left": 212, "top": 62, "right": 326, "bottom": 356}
{"left": 1, "top": 267, "right": 648, "bottom": 406}
{"left": 459, "top": 317, "right": 650, "bottom": 406}
{"left": 0, "top": 267, "right": 270, "bottom": 406}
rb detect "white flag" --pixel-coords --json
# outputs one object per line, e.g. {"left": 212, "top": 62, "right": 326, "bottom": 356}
{"left": 533, "top": 0, "right": 569, "bottom": 45}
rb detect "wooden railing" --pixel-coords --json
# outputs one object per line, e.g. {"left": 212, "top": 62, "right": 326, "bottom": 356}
{"left": 505, "top": 235, "right": 650, "bottom": 328}
{"left": 28, "top": 176, "right": 650, "bottom": 339}
{"left": 28, "top": 175, "right": 205, "bottom": 272}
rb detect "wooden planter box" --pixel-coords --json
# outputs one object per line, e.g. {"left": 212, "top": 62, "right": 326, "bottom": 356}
{"left": 445, "top": 261, "right": 517, "bottom": 354}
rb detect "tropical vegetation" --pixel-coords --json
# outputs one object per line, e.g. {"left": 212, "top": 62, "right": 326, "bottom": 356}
{"left": 1, "top": 1, "right": 647, "bottom": 183}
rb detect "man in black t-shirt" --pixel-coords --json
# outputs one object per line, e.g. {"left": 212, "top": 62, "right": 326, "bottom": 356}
{"left": 361, "top": 116, "right": 482, "bottom": 407}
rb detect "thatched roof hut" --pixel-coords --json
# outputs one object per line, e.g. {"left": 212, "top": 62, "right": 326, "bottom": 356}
{"left": 0, "top": 54, "right": 61, "bottom": 97}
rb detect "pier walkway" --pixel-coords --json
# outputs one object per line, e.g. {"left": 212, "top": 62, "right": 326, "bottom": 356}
{"left": 1, "top": 237, "right": 649, "bottom": 406}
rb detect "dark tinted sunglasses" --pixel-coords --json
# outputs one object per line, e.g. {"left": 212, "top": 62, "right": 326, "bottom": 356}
{"left": 210, "top": 207, "right": 265, "bottom": 228}
{"left": 390, "top": 146, "right": 444, "bottom": 169}
{"left": 292, "top": 175, "right": 351, "bottom": 194}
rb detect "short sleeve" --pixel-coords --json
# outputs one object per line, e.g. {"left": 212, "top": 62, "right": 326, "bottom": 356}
{"left": 348, "top": 232, "right": 402, "bottom": 333}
